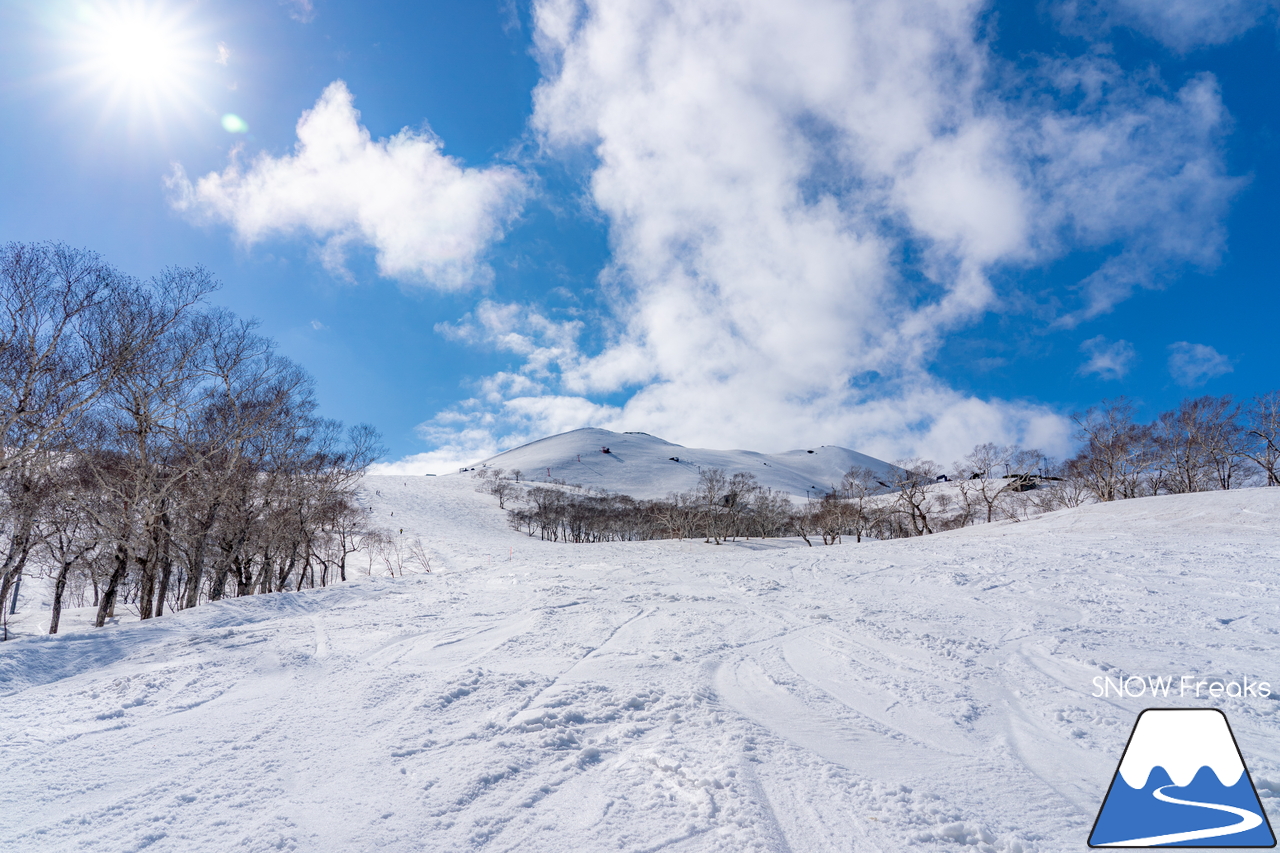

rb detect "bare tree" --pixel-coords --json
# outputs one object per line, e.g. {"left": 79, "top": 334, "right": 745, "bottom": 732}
{"left": 813, "top": 493, "right": 850, "bottom": 544}
{"left": 724, "top": 472, "right": 761, "bottom": 540}
{"left": 0, "top": 464, "right": 52, "bottom": 639}
{"left": 1245, "top": 391, "right": 1280, "bottom": 486}
{"left": 952, "top": 443, "right": 1016, "bottom": 523}
{"left": 405, "top": 537, "right": 434, "bottom": 574}
{"left": 696, "top": 468, "right": 729, "bottom": 544}
{"left": 86, "top": 269, "right": 218, "bottom": 627}
{"left": 839, "top": 465, "right": 884, "bottom": 542}
{"left": 0, "top": 244, "right": 385, "bottom": 634}
{"left": 39, "top": 465, "right": 102, "bottom": 634}
{"left": 0, "top": 243, "right": 129, "bottom": 477}
{"left": 1069, "top": 398, "right": 1153, "bottom": 501}
{"left": 890, "top": 458, "right": 943, "bottom": 536}
{"left": 747, "top": 487, "right": 793, "bottom": 540}
{"left": 477, "top": 468, "right": 517, "bottom": 509}
{"left": 304, "top": 488, "right": 386, "bottom": 588}
{"left": 1150, "top": 396, "right": 1242, "bottom": 492}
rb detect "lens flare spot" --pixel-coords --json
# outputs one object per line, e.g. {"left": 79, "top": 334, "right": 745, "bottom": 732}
{"left": 221, "top": 114, "right": 249, "bottom": 133}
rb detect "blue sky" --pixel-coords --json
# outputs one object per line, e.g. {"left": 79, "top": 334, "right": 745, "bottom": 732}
{"left": 0, "top": 0, "right": 1276, "bottom": 471}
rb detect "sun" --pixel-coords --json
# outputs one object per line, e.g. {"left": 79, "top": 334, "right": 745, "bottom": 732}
{"left": 93, "top": 13, "right": 183, "bottom": 87}
{"left": 64, "top": 1, "right": 210, "bottom": 128}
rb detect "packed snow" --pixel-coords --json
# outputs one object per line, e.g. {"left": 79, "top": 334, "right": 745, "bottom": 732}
{"left": 467, "top": 428, "right": 903, "bottom": 499}
{"left": 3, "top": 474, "right": 1280, "bottom": 853}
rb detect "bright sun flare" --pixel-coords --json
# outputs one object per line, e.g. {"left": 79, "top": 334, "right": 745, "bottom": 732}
{"left": 68, "top": 1, "right": 206, "bottom": 120}
{"left": 95, "top": 16, "right": 182, "bottom": 85}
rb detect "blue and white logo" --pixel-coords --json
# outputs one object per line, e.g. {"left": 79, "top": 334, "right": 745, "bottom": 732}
{"left": 1090, "top": 708, "right": 1276, "bottom": 847}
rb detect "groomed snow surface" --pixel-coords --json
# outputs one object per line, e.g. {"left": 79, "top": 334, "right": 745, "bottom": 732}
{"left": 3, "top": 476, "right": 1280, "bottom": 853}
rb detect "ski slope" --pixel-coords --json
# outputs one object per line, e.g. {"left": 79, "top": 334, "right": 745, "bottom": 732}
{"left": 468, "top": 427, "right": 903, "bottom": 499}
{"left": 3, "top": 477, "right": 1280, "bottom": 853}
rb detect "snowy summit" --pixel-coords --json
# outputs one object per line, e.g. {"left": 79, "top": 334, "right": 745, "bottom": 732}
{"left": 467, "top": 428, "right": 902, "bottom": 499}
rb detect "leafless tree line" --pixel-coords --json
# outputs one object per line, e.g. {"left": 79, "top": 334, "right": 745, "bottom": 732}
{"left": 490, "top": 467, "right": 796, "bottom": 544}
{"left": 490, "top": 461, "right": 1056, "bottom": 546}
{"left": 481, "top": 391, "right": 1280, "bottom": 547}
{"left": 1067, "top": 394, "right": 1280, "bottom": 499}
{"left": 0, "top": 242, "right": 384, "bottom": 637}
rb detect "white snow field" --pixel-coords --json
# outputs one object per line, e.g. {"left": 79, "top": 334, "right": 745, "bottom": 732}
{"left": 3, "top": 475, "right": 1280, "bottom": 853}
{"left": 467, "top": 428, "right": 903, "bottom": 499}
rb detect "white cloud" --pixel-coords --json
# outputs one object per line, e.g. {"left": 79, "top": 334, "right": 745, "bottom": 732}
{"left": 1055, "top": 0, "right": 1277, "bottom": 51}
{"left": 408, "top": 0, "right": 1226, "bottom": 463}
{"left": 215, "top": 42, "right": 230, "bottom": 66}
{"left": 167, "top": 81, "right": 527, "bottom": 290}
{"left": 369, "top": 429, "right": 499, "bottom": 476}
{"left": 255, "top": 0, "right": 1239, "bottom": 470}
{"left": 1033, "top": 66, "right": 1238, "bottom": 324}
{"left": 1078, "top": 335, "right": 1136, "bottom": 380}
{"left": 282, "top": 0, "right": 316, "bottom": 24}
{"left": 435, "top": 300, "right": 584, "bottom": 380}
{"left": 1167, "top": 341, "right": 1232, "bottom": 387}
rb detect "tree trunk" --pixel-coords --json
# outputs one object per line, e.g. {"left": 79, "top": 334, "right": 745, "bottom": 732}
{"left": 181, "top": 505, "right": 219, "bottom": 611}
{"left": 209, "top": 560, "right": 231, "bottom": 601}
{"left": 140, "top": 508, "right": 175, "bottom": 620}
{"left": 137, "top": 550, "right": 155, "bottom": 620}
{"left": 209, "top": 528, "right": 250, "bottom": 602}
{"left": 0, "top": 514, "right": 36, "bottom": 623}
{"left": 154, "top": 513, "right": 173, "bottom": 617}
{"left": 0, "top": 539, "right": 34, "bottom": 640}
{"left": 277, "top": 544, "right": 299, "bottom": 593}
{"left": 49, "top": 559, "right": 75, "bottom": 634}
{"left": 237, "top": 554, "right": 257, "bottom": 597}
{"left": 95, "top": 543, "right": 130, "bottom": 628}
{"left": 294, "top": 551, "right": 311, "bottom": 592}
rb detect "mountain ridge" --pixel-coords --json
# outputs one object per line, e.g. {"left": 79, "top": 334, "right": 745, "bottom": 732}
{"left": 463, "top": 427, "right": 903, "bottom": 500}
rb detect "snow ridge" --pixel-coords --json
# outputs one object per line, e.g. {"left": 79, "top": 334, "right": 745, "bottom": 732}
{"left": 468, "top": 427, "right": 902, "bottom": 499}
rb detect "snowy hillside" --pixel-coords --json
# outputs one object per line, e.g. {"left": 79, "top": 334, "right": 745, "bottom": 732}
{"left": 4, "top": 478, "right": 1280, "bottom": 853}
{"left": 467, "top": 427, "right": 902, "bottom": 499}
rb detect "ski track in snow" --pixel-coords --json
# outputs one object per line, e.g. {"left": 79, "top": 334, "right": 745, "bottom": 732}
{"left": 2, "top": 476, "right": 1280, "bottom": 852}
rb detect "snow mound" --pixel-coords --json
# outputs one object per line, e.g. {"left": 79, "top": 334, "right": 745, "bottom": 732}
{"left": 463, "top": 427, "right": 902, "bottom": 499}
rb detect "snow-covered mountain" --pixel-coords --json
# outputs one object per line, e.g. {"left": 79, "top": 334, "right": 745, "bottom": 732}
{"left": 5, "top": 482, "right": 1280, "bottom": 852}
{"left": 466, "top": 427, "right": 902, "bottom": 499}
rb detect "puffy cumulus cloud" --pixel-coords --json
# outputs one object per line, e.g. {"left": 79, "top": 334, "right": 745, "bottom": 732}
{"left": 405, "top": 295, "right": 1073, "bottom": 466}
{"left": 1167, "top": 341, "right": 1232, "bottom": 387}
{"left": 413, "top": 0, "right": 1226, "bottom": 463}
{"left": 1078, "top": 335, "right": 1136, "bottom": 380}
{"left": 167, "top": 82, "right": 527, "bottom": 290}
{"left": 435, "top": 300, "right": 585, "bottom": 382}
{"left": 1055, "top": 0, "right": 1277, "bottom": 51}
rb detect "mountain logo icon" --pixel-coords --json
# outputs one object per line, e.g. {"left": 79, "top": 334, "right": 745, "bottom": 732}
{"left": 1090, "top": 708, "right": 1276, "bottom": 847}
